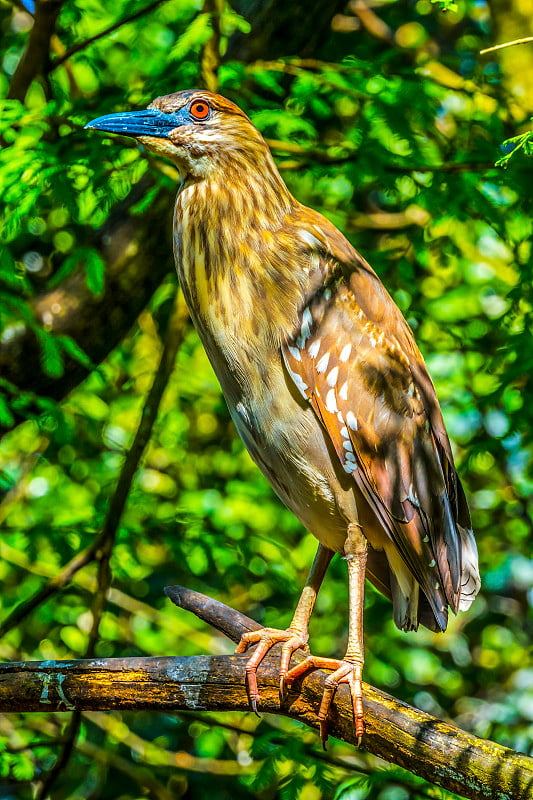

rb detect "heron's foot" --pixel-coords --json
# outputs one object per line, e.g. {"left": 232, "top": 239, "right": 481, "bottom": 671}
{"left": 235, "top": 627, "right": 309, "bottom": 713}
{"left": 283, "top": 656, "right": 364, "bottom": 747}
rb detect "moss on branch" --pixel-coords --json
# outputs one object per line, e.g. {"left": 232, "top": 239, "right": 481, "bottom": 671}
{"left": 0, "top": 588, "right": 531, "bottom": 800}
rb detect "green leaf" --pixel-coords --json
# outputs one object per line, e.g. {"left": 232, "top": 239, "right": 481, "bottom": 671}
{"left": 35, "top": 328, "right": 64, "bottom": 377}
{"left": 0, "top": 248, "right": 20, "bottom": 290}
{"left": 12, "top": 753, "right": 35, "bottom": 781}
{"left": 496, "top": 124, "right": 533, "bottom": 167}
{"left": 57, "top": 335, "right": 94, "bottom": 369}
{"left": 334, "top": 776, "right": 370, "bottom": 800}
{"left": 0, "top": 395, "right": 15, "bottom": 427}
{"left": 85, "top": 249, "right": 106, "bottom": 295}
{"left": 170, "top": 13, "right": 212, "bottom": 60}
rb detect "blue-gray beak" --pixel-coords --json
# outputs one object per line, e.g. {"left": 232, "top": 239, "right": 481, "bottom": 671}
{"left": 84, "top": 108, "right": 178, "bottom": 139}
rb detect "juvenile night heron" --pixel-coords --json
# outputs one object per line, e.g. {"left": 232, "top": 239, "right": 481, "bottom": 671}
{"left": 86, "top": 90, "right": 480, "bottom": 743}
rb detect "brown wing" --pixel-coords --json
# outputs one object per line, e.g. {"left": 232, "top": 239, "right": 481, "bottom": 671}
{"left": 282, "top": 226, "right": 478, "bottom": 630}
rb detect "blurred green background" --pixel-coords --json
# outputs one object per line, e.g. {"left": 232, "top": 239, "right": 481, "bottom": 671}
{"left": 0, "top": 0, "right": 532, "bottom": 797}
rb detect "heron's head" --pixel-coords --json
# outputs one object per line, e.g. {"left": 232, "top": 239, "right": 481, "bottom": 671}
{"left": 85, "top": 90, "right": 268, "bottom": 181}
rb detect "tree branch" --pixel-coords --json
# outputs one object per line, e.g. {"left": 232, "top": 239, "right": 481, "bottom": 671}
{"left": 0, "top": 292, "right": 189, "bottom": 642}
{"left": 86, "top": 289, "right": 189, "bottom": 654}
{"left": 7, "top": 0, "right": 64, "bottom": 101}
{"left": 0, "top": 589, "right": 531, "bottom": 800}
{"left": 0, "top": 176, "right": 176, "bottom": 431}
{"left": 0, "top": 542, "right": 98, "bottom": 639}
{"left": 33, "top": 291, "right": 189, "bottom": 798}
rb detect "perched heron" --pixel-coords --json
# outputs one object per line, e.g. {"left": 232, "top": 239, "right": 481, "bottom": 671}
{"left": 86, "top": 90, "right": 480, "bottom": 744}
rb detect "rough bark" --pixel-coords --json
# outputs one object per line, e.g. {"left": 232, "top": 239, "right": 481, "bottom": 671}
{"left": 0, "top": 588, "right": 531, "bottom": 800}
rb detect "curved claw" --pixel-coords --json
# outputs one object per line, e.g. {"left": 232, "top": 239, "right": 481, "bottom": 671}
{"left": 283, "top": 656, "right": 364, "bottom": 747}
{"left": 235, "top": 627, "right": 309, "bottom": 712}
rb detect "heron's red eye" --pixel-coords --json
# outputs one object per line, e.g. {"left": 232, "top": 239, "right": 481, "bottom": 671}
{"left": 190, "top": 100, "right": 210, "bottom": 120}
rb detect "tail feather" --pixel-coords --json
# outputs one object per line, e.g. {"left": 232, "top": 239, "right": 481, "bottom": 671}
{"left": 458, "top": 525, "right": 480, "bottom": 611}
{"left": 390, "top": 569, "right": 420, "bottom": 632}
{"left": 366, "top": 545, "right": 449, "bottom": 633}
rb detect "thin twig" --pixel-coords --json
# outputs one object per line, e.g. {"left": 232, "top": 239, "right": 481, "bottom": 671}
{"left": 0, "top": 435, "right": 49, "bottom": 523}
{"left": 200, "top": 0, "right": 223, "bottom": 92}
{"left": 50, "top": 0, "right": 170, "bottom": 70}
{"left": 0, "top": 542, "right": 99, "bottom": 639}
{"left": 36, "top": 713, "right": 81, "bottom": 800}
{"left": 0, "top": 542, "right": 215, "bottom": 652}
{"left": 36, "top": 290, "right": 189, "bottom": 799}
{"left": 177, "top": 709, "right": 378, "bottom": 780}
{"left": 265, "top": 138, "right": 493, "bottom": 173}
{"left": 480, "top": 37, "right": 533, "bottom": 55}
{"left": 86, "top": 711, "right": 255, "bottom": 775}
{"left": 87, "top": 289, "right": 188, "bottom": 653}
{"left": 77, "top": 738, "right": 175, "bottom": 800}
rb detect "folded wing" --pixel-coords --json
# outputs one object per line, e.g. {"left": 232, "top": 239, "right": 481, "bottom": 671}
{"left": 282, "top": 240, "right": 479, "bottom": 632}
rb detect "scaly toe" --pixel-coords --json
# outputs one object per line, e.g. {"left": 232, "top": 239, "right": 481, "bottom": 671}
{"left": 236, "top": 627, "right": 309, "bottom": 714}
{"left": 284, "top": 655, "right": 365, "bottom": 743}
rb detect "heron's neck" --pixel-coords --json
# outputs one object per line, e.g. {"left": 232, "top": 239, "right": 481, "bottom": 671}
{"left": 178, "top": 150, "right": 293, "bottom": 237}
{"left": 173, "top": 162, "right": 304, "bottom": 350}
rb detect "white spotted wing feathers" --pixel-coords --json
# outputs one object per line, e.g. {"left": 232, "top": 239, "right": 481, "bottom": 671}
{"left": 282, "top": 249, "right": 480, "bottom": 633}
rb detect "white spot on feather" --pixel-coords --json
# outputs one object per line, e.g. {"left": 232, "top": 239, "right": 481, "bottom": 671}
{"left": 345, "top": 451, "right": 356, "bottom": 462}
{"left": 308, "top": 340, "right": 321, "bottom": 358}
{"left": 327, "top": 366, "right": 339, "bottom": 387}
{"left": 326, "top": 389, "right": 338, "bottom": 413}
{"left": 340, "top": 344, "right": 351, "bottom": 362}
{"left": 346, "top": 411, "right": 358, "bottom": 431}
{"left": 316, "top": 353, "right": 330, "bottom": 373}
{"left": 343, "top": 440, "right": 353, "bottom": 452}
{"left": 298, "top": 307, "right": 313, "bottom": 344}
{"left": 339, "top": 382, "right": 348, "bottom": 401}
{"left": 288, "top": 346, "right": 301, "bottom": 361}
{"left": 343, "top": 461, "right": 357, "bottom": 473}
{"left": 340, "top": 426, "right": 348, "bottom": 438}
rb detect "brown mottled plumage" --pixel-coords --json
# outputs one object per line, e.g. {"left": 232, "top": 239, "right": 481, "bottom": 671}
{"left": 86, "top": 91, "right": 480, "bottom": 743}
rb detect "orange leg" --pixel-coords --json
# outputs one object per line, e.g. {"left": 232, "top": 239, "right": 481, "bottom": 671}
{"left": 235, "top": 544, "right": 334, "bottom": 713}
{"left": 284, "top": 523, "right": 368, "bottom": 747}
